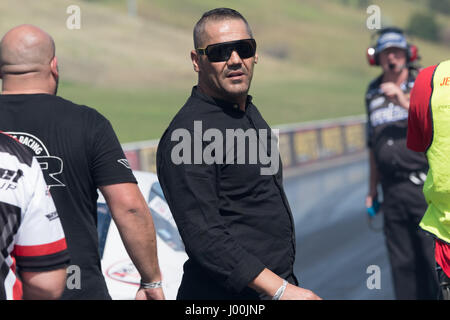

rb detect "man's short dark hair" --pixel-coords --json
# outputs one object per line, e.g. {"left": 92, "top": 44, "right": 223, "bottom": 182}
{"left": 193, "top": 8, "right": 253, "bottom": 49}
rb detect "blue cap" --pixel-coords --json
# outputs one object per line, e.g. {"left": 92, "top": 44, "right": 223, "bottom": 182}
{"left": 376, "top": 31, "right": 408, "bottom": 53}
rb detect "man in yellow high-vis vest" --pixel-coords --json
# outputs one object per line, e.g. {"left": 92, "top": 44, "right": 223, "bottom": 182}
{"left": 407, "top": 60, "right": 450, "bottom": 300}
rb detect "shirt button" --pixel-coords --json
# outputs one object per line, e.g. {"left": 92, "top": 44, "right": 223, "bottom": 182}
{"left": 233, "top": 104, "right": 238, "bottom": 109}
{"left": 387, "top": 139, "right": 394, "bottom": 146}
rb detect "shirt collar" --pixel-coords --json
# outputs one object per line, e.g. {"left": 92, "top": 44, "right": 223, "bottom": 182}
{"left": 191, "top": 86, "right": 253, "bottom": 113}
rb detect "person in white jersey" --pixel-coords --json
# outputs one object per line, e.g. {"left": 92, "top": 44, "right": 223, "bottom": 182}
{"left": 0, "top": 132, "right": 70, "bottom": 300}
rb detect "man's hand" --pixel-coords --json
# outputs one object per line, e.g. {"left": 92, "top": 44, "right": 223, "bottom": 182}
{"left": 380, "top": 82, "right": 409, "bottom": 109}
{"left": 249, "top": 268, "right": 322, "bottom": 300}
{"left": 366, "top": 193, "right": 377, "bottom": 209}
{"left": 281, "top": 284, "right": 322, "bottom": 300}
{"left": 135, "top": 287, "right": 165, "bottom": 300}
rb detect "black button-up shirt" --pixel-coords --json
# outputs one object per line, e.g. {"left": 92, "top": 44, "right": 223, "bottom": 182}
{"left": 157, "top": 86, "right": 297, "bottom": 299}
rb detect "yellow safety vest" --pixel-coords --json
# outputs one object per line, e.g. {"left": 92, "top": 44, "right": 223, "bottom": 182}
{"left": 421, "top": 59, "right": 450, "bottom": 244}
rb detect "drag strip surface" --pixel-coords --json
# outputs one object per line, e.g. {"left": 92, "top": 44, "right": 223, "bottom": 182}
{"left": 284, "top": 154, "right": 395, "bottom": 299}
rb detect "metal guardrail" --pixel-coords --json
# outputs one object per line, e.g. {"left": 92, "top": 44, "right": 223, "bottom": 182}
{"left": 122, "top": 115, "right": 367, "bottom": 173}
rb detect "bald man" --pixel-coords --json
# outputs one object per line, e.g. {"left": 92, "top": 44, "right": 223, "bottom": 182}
{"left": 0, "top": 25, "right": 164, "bottom": 300}
{"left": 0, "top": 25, "right": 58, "bottom": 94}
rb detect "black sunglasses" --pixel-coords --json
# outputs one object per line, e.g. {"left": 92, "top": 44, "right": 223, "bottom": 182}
{"left": 196, "top": 38, "right": 257, "bottom": 62}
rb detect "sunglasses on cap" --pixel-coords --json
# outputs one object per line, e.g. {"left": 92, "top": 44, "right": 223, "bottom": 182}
{"left": 196, "top": 38, "right": 257, "bottom": 62}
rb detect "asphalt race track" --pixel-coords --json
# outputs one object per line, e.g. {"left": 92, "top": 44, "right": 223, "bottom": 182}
{"left": 284, "top": 153, "right": 395, "bottom": 300}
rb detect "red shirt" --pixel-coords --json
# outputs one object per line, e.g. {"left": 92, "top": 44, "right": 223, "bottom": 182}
{"left": 407, "top": 65, "right": 436, "bottom": 152}
{"left": 407, "top": 64, "right": 450, "bottom": 278}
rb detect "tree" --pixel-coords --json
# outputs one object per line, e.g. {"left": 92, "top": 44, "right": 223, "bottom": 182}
{"left": 407, "top": 11, "right": 440, "bottom": 42}
{"left": 428, "top": 0, "right": 450, "bottom": 15}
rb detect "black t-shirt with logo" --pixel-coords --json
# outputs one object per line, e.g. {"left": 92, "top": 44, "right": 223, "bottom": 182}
{"left": 0, "top": 94, "right": 137, "bottom": 299}
{"left": 365, "top": 68, "right": 428, "bottom": 183}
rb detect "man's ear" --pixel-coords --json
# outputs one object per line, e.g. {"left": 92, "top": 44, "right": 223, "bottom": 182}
{"left": 50, "top": 56, "right": 59, "bottom": 79}
{"left": 254, "top": 52, "right": 258, "bottom": 64}
{"left": 191, "top": 50, "right": 200, "bottom": 73}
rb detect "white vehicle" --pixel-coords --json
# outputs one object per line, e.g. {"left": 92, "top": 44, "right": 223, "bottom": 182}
{"left": 97, "top": 171, "right": 187, "bottom": 300}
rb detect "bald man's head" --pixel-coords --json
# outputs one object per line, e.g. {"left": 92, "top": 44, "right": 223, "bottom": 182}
{"left": 0, "top": 24, "right": 55, "bottom": 72}
{"left": 0, "top": 25, "right": 59, "bottom": 94}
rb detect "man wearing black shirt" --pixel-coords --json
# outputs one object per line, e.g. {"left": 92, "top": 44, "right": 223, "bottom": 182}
{"left": 0, "top": 24, "right": 164, "bottom": 300}
{"left": 157, "top": 8, "right": 320, "bottom": 300}
{"left": 364, "top": 28, "right": 438, "bottom": 299}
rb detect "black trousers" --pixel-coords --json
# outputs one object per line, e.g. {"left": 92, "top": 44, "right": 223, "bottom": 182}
{"left": 381, "top": 180, "right": 440, "bottom": 300}
{"left": 436, "top": 264, "right": 450, "bottom": 300}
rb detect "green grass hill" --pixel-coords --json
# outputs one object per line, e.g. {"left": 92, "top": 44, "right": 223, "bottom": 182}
{"left": 1, "top": 0, "right": 449, "bottom": 142}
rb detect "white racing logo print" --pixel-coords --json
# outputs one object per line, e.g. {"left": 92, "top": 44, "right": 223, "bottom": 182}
{"left": 6, "top": 132, "right": 65, "bottom": 188}
{"left": 117, "top": 159, "right": 131, "bottom": 169}
{"left": 369, "top": 104, "right": 408, "bottom": 127}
